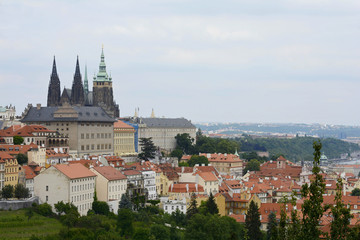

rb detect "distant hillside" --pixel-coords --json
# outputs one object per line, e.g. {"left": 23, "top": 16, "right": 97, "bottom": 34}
{"left": 196, "top": 123, "right": 360, "bottom": 139}
{"left": 236, "top": 136, "right": 360, "bottom": 162}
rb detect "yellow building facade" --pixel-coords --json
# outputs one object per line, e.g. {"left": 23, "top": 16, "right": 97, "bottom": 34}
{"left": 114, "top": 120, "right": 136, "bottom": 156}
{"left": 0, "top": 152, "right": 19, "bottom": 186}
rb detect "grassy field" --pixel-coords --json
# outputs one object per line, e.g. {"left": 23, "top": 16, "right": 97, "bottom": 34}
{"left": 0, "top": 209, "right": 62, "bottom": 240}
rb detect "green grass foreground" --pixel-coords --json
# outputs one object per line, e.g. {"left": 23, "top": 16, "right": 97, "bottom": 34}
{"left": 0, "top": 209, "right": 62, "bottom": 240}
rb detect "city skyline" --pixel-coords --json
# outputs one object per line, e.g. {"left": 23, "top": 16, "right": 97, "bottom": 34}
{"left": 1, "top": 0, "right": 360, "bottom": 125}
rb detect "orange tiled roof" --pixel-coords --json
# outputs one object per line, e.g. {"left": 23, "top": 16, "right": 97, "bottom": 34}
{"left": 168, "top": 183, "right": 204, "bottom": 193}
{"left": 114, "top": 120, "right": 135, "bottom": 130}
{"left": 196, "top": 171, "right": 218, "bottom": 181}
{"left": 93, "top": 166, "right": 127, "bottom": 181}
{"left": 54, "top": 163, "right": 96, "bottom": 179}
{"left": 22, "top": 165, "right": 37, "bottom": 179}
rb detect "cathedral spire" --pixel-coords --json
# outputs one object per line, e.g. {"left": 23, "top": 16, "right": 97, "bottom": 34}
{"left": 74, "top": 56, "right": 81, "bottom": 79}
{"left": 47, "top": 56, "right": 61, "bottom": 107}
{"left": 71, "top": 56, "right": 85, "bottom": 106}
{"left": 84, "top": 64, "right": 88, "bottom": 96}
{"left": 51, "top": 56, "right": 58, "bottom": 78}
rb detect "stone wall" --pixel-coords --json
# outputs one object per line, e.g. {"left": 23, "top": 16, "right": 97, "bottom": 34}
{"left": 0, "top": 196, "right": 39, "bottom": 210}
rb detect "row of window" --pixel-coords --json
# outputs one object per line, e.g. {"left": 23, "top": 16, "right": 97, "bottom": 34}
{"left": 81, "top": 133, "right": 112, "bottom": 139}
{"left": 71, "top": 192, "right": 93, "bottom": 202}
{"left": 71, "top": 182, "right": 95, "bottom": 192}
{"left": 80, "top": 123, "right": 112, "bottom": 127}
{"left": 81, "top": 144, "right": 112, "bottom": 151}
{"left": 5, "top": 176, "right": 17, "bottom": 182}
{"left": 114, "top": 139, "right": 133, "bottom": 144}
{"left": 114, "top": 133, "right": 133, "bottom": 137}
{"left": 109, "top": 184, "right": 126, "bottom": 192}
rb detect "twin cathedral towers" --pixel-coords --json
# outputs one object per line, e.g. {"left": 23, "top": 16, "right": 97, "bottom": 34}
{"left": 47, "top": 47, "right": 119, "bottom": 118}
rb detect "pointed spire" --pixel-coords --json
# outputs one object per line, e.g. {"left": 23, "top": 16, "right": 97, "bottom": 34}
{"left": 84, "top": 64, "right": 89, "bottom": 96}
{"left": 134, "top": 108, "right": 138, "bottom": 117}
{"left": 94, "top": 45, "right": 110, "bottom": 82}
{"left": 151, "top": 108, "right": 155, "bottom": 118}
{"left": 74, "top": 56, "right": 81, "bottom": 78}
{"left": 51, "top": 56, "right": 58, "bottom": 78}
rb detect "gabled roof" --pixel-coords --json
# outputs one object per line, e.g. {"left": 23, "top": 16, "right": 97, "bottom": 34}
{"left": 93, "top": 166, "right": 127, "bottom": 181}
{"left": 54, "top": 163, "right": 96, "bottom": 179}
{"left": 22, "top": 165, "right": 37, "bottom": 179}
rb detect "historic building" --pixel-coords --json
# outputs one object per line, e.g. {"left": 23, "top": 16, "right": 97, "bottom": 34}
{"left": 47, "top": 47, "right": 119, "bottom": 118}
{"left": 113, "top": 120, "right": 136, "bottom": 156}
{"left": 21, "top": 103, "right": 115, "bottom": 157}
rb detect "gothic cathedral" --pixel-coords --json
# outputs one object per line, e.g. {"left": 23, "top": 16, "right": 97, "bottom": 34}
{"left": 46, "top": 47, "right": 119, "bottom": 118}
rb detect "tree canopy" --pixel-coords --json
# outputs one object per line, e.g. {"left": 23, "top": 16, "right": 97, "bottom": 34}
{"left": 13, "top": 135, "right": 24, "bottom": 145}
{"left": 188, "top": 155, "right": 208, "bottom": 167}
{"left": 138, "top": 137, "right": 157, "bottom": 161}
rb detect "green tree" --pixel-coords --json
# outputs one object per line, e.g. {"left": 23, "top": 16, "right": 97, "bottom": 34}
{"left": 133, "top": 227, "right": 151, "bottom": 240}
{"left": 243, "top": 159, "right": 261, "bottom": 175}
{"left": 245, "top": 200, "right": 262, "bottom": 240}
{"left": 351, "top": 188, "right": 360, "bottom": 196}
{"left": 35, "top": 203, "right": 53, "bottom": 217}
{"left": 16, "top": 153, "right": 28, "bottom": 165}
{"left": 119, "top": 194, "right": 132, "bottom": 210}
{"left": 216, "top": 139, "right": 237, "bottom": 154}
{"left": 138, "top": 137, "right": 157, "bottom": 161}
{"left": 171, "top": 208, "right": 187, "bottom": 227}
{"left": 278, "top": 203, "right": 287, "bottom": 240}
{"left": 267, "top": 211, "right": 278, "bottom": 240}
{"left": 300, "top": 140, "right": 327, "bottom": 240}
{"left": 170, "top": 148, "right": 183, "bottom": 161}
{"left": 186, "top": 193, "right": 199, "bottom": 219}
{"left": 55, "top": 201, "right": 78, "bottom": 215}
{"left": 188, "top": 155, "right": 208, "bottom": 167}
{"left": 117, "top": 208, "right": 134, "bottom": 237}
{"left": 13, "top": 135, "right": 24, "bottom": 145}
{"left": 14, "top": 183, "right": 29, "bottom": 199}
{"left": 206, "top": 192, "right": 219, "bottom": 215}
{"left": 1, "top": 184, "right": 14, "bottom": 199}
{"left": 92, "top": 200, "right": 110, "bottom": 216}
{"left": 150, "top": 224, "right": 170, "bottom": 240}
{"left": 330, "top": 178, "right": 353, "bottom": 240}
{"left": 175, "top": 133, "right": 195, "bottom": 154}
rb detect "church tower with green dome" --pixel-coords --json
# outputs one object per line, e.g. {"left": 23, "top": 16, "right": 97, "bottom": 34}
{"left": 92, "top": 46, "right": 119, "bottom": 117}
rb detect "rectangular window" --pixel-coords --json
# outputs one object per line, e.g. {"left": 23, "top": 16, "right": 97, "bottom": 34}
{"left": 46, "top": 186, "right": 48, "bottom": 191}
{"left": 46, "top": 196, "right": 48, "bottom": 201}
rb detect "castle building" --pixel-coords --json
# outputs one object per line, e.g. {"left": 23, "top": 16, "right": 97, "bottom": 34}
{"left": 47, "top": 47, "right": 119, "bottom": 118}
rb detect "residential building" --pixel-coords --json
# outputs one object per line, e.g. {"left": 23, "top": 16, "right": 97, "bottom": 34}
{"left": 22, "top": 165, "right": 36, "bottom": 197}
{"left": 0, "top": 124, "right": 60, "bottom": 146}
{"left": 114, "top": 120, "right": 136, "bottom": 156}
{"left": 0, "top": 158, "right": 5, "bottom": 189}
{"left": 200, "top": 153, "right": 243, "bottom": 176}
{"left": 104, "top": 156, "right": 124, "bottom": 170}
{"left": 168, "top": 183, "right": 204, "bottom": 199}
{"left": 21, "top": 103, "right": 115, "bottom": 157}
{"left": 34, "top": 163, "right": 96, "bottom": 215}
{"left": 0, "top": 152, "right": 19, "bottom": 186}
{"left": 122, "top": 169, "right": 144, "bottom": 199}
{"left": 91, "top": 166, "right": 127, "bottom": 213}
{"left": 161, "top": 197, "right": 187, "bottom": 214}
{"left": 195, "top": 171, "right": 219, "bottom": 195}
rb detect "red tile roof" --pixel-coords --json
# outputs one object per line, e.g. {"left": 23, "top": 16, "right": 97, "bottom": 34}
{"left": 114, "top": 120, "right": 135, "bottom": 130}
{"left": 93, "top": 166, "right": 127, "bottom": 181}
{"left": 22, "top": 165, "right": 37, "bottom": 179}
{"left": 54, "top": 163, "right": 96, "bottom": 179}
{"left": 168, "top": 183, "right": 204, "bottom": 193}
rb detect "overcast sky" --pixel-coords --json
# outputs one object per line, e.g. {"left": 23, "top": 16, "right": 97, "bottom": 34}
{"left": 1, "top": 0, "right": 360, "bottom": 125}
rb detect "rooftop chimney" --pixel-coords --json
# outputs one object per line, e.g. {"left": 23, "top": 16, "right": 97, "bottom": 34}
{"left": 36, "top": 104, "right": 41, "bottom": 110}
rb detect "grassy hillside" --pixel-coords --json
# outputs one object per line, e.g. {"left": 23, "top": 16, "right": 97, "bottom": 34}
{"left": 0, "top": 209, "right": 62, "bottom": 240}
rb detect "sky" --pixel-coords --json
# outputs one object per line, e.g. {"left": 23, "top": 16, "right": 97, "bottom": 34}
{"left": 0, "top": 0, "right": 360, "bottom": 125}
